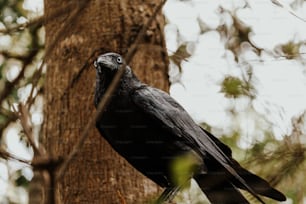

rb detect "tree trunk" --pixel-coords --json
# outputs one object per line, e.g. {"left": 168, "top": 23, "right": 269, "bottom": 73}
{"left": 43, "top": 1, "right": 169, "bottom": 203}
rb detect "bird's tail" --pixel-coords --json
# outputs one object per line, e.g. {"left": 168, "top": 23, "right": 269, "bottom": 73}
{"left": 230, "top": 160, "right": 286, "bottom": 201}
{"left": 197, "top": 127, "right": 286, "bottom": 203}
{"left": 196, "top": 173, "right": 249, "bottom": 204}
{"left": 195, "top": 163, "right": 286, "bottom": 204}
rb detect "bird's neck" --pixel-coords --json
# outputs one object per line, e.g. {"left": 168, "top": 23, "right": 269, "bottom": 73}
{"left": 94, "top": 66, "right": 140, "bottom": 107}
{"left": 94, "top": 69, "right": 116, "bottom": 107}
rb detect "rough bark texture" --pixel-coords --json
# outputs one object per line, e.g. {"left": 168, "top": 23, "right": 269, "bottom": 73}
{"left": 43, "top": 0, "right": 169, "bottom": 203}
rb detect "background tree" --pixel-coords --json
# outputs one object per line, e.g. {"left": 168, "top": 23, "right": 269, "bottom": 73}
{"left": 43, "top": 0, "right": 168, "bottom": 203}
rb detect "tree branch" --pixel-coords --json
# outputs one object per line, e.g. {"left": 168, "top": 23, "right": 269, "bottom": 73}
{"left": 0, "top": 147, "right": 31, "bottom": 164}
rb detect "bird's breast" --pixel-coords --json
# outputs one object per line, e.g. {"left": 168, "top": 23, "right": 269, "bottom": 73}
{"left": 95, "top": 94, "right": 197, "bottom": 187}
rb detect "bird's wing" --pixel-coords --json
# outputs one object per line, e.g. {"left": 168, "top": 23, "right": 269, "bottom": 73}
{"left": 132, "top": 86, "right": 229, "bottom": 162}
{"left": 131, "top": 85, "right": 265, "bottom": 203}
{"left": 200, "top": 127, "right": 233, "bottom": 157}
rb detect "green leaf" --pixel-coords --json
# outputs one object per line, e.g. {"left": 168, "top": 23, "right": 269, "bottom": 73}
{"left": 281, "top": 41, "right": 301, "bottom": 59}
{"left": 170, "top": 152, "right": 201, "bottom": 187}
{"left": 221, "top": 75, "right": 255, "bottom": 98}
{"left": 15, "top": 175, "right": 29, "bottom": 187}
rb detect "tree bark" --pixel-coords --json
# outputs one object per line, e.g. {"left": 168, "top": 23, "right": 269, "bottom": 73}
{"left": 43, "top": 0, "right": 169, "bottom": 203}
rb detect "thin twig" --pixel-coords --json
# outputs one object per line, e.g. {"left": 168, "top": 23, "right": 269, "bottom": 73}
{"left": 0, "top": 147, "right": 62, "bottom": 169}
{"left": 58, "top": 47, "right": 104, "bottom": 103}
{"left": 0, "top": 100, "right": 19, "bottom": 136}
{"left": 0, "top": 147, "right": 31, "bottom": 164}
{"left": 56, "top": 0, "right": 168, "bottom": 180}
{"left": 0, "top": 106, "right": 18, "bottom": 121}
{"left": 17, "top": 103, "right": 43, "bottom": 156}
{"left": 0, "top": 51, "right": 33, "bottom": 61}
{"left": 271, "top": 0, "right": 306, "bottom": 23}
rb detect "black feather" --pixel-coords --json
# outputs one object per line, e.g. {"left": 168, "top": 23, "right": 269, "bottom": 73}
{"left": 94, "top": 52, "right": 286, "bottom": 203}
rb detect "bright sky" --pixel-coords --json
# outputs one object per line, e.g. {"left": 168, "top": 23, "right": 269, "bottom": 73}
{"left": 23, "top": 0, "right": 44, "bottom": 14}
{"left": 164, "top": 0, "right": 306, "bottom": 147}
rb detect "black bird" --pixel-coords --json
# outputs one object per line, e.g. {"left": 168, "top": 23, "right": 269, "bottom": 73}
{"left": 93, "top": 52, "right": 286, "bottom": 204}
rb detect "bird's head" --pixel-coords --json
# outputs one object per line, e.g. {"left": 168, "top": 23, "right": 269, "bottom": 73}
{"left": 94, "top": 52, "right": 125, "bottom": 74}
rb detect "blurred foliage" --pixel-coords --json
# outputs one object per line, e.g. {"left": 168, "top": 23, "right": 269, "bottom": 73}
{"left": 221, "top": 75, "right": 255, "bottom": 98}
{"left": 170, "top": 152, "right": 201, "bottom": 188}
{"left": 15, "top": 169, "right": 29, "bottom": 187}
{"left": 276, "top": 41, "right": 302, "bottom": 59}
{"left": 218, "top": 9, "right": 261, "bottom": 61}
{"left": 169, "top": 43, "right": 191, "bottom": 72}
{"left": 0, "top": 0, "right": 44, "bottom": 203}
{"left": 168, "top": 1, "right": 306, "bottom": 203}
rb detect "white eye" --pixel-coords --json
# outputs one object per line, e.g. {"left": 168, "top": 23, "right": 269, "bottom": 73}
{"left": 116, "top": 56, "right": 122, "bottom": 64}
